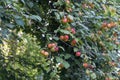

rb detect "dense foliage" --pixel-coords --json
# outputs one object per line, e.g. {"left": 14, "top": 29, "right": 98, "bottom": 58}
{"left": 0, "top": 0, "right": 120, "bottom": 80}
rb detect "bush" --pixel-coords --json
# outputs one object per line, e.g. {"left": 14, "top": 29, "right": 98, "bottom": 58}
{"left": 0, "top": 31, "right": 51, "bottom": 79}
{"left": 0, "top": 0, "right": 120, "bottom": 80}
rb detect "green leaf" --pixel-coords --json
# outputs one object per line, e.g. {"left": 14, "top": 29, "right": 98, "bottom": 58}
{"left": 30, "top": 15, "right": 42, "bottom": 22}
{"left": 50, "top": 72, "right": 57, "bottom": 78}
{"left": 15, "top": 19, "right": 25, "bottom": 27}
{"left": 79, "top": 23, "right": 89, "bottom": 31}
{"left": 6, "top": 23, "right": 15, "bottom": 29}
{"left": 55, "top": 12, "right": 60, "bottom": 20}
{"left": 56, "top": 57, "right": 70, "bottom": 69}
{"left": 59, "top": 12, "right": 64, "bottom": 17}
{"left": 62, "top": 61, "right": 70, "bottom": 69}
{"left": 0, "top": 6, "right": 3, "bottom": 9}
{"left": 20, "top": 0, "right": 25, "bottom": 4}
{"left": 14, "top": 15, "right": 21, "bottom": 19}
{"left": 78, "top": 39, "right": 83, "bottom": 45}
{"left": 90, "top": 73, "right": 96, "bottom": 79}
{"left": 56, "top": 57, "right": 63, "bottom": 63}
{"left": 59, "top": 29, "right": 70, "bottom": 34}
{"left": 67, "top": 15, "right": 74, "bottom": 21}
{"left": 59, "top": 54, "right": 64, "bottom": 57}
{"left": 53, "top": 36, "right": 59, "bottom": 41}
{"left": 27, "top": 2, "right": 34, "bottom": 8}
{"left": 64, "top": 54, "right": 71, "bottom": 59}
{"left": 59, "top": 46, "right": 65, "bottom": 51}
{"left": 73, "top": 48, "right": 79, "bottom": 52}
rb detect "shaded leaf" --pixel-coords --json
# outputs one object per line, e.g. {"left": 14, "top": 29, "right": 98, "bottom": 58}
{"left": 30, "top": 15, "right": 42, "bottom": 22}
